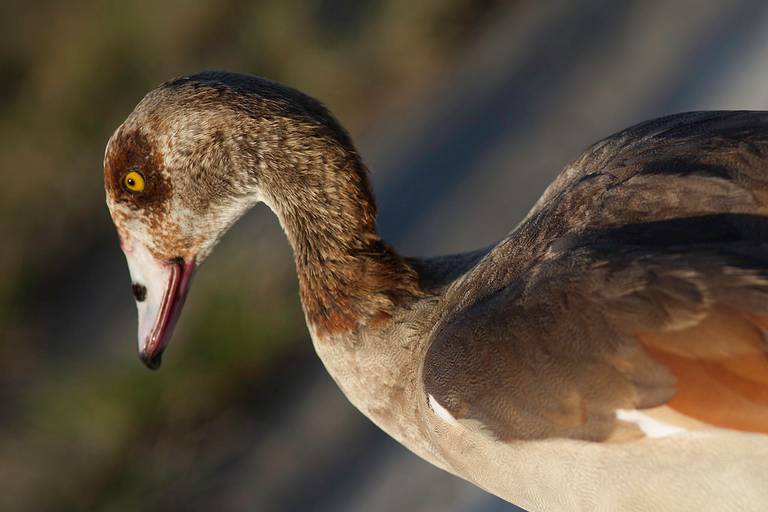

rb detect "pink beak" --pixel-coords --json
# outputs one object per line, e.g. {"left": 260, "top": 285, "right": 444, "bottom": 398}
{"left": 122, "top": 242, "right": 196, "bottom": 369}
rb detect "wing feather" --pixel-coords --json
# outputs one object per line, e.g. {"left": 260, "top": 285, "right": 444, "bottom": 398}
{"left": 422, "top": 112, "right": 768, "bottom": 442}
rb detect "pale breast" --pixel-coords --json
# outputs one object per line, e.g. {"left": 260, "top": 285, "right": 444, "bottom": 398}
{"left": 422, "top": 407, "right": 768, "bottom": 512}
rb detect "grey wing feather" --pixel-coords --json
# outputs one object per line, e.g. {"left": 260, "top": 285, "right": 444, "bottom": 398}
{"left": 422, "top": 112, "right": 768, "bottom": 442}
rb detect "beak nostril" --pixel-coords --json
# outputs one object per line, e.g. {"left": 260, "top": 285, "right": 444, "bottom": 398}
{"left": 132, "top": 283, "right": 147, "bottom": 302}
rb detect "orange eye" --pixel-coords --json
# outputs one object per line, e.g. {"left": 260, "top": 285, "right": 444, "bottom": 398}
{"left": 124, "top": 171, "right": 145, "bottom": 193}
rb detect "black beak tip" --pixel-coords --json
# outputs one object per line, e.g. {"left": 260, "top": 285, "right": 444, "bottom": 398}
{"left": 139, "top": 349, "right": 164, "bottom": 370}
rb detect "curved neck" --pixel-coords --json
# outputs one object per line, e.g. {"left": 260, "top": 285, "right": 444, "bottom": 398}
{"left": 260, "top": 149, "right": 421, "bottom": 337}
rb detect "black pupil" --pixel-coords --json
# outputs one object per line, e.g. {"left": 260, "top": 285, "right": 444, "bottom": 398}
{"left": 127, "top": 177, "right": 135, "bottom": 186}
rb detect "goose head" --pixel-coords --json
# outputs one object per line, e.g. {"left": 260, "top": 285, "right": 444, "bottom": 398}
{"left": 104, "top": 71, "right": 364, "bottom": 369}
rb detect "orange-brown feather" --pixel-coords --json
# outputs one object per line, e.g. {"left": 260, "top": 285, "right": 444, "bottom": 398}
{"left": 638, "top": 310, "right": 768, "bottom": 433}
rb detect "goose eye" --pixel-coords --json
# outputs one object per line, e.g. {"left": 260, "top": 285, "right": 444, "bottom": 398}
{"left": 124, "top": 171, "right": 145, "bottom": 193}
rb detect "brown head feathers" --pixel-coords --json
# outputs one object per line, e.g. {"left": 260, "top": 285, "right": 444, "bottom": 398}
{"left": 104, "top": 71, "right": 421, "bottom": 335}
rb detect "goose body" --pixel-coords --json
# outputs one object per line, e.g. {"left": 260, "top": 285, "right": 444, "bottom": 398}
{"left": 104, "top": 72, "right": 768, "bottom": 511}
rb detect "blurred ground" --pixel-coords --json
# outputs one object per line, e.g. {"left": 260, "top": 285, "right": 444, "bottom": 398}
{"left": 2, "top": 1, "right": 768, "bottom": 511}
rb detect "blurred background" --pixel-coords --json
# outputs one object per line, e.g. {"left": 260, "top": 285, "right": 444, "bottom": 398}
{"left": 3, "top": 0, "right": 768, "bottom": 510}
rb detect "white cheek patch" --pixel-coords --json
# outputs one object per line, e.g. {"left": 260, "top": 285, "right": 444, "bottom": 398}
{"left": 428, "top": 394, "right": 459, "bottom": 426}
{"left": 616, "top": 409, "right": 687, "bottom": 438}
{"left": 108, "top": 202, "right": 157, "bottom": 248}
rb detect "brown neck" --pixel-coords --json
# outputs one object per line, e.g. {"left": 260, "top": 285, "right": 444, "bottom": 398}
{"left": 263, "top": 148, "right": 422, "bottom": 336}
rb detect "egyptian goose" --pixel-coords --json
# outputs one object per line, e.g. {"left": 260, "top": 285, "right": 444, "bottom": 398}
{"left": 104, "top": 72, "right": 768, "bottom": 511}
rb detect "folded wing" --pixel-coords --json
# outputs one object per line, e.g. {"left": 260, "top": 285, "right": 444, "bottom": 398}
{"left": 423, "top": 112, "right": 768, "bottom": 442}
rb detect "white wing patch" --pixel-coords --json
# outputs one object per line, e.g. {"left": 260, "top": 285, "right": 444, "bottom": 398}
{"left": 616, "top": 409, "right": 687, "bottom": 438}
{"left": 428, "top": 394, "right": 459, "bottom": 426}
